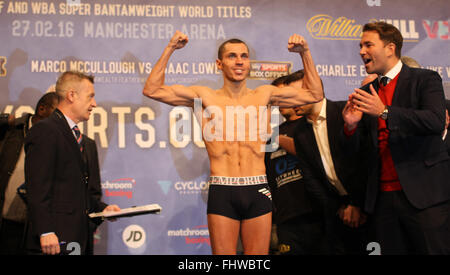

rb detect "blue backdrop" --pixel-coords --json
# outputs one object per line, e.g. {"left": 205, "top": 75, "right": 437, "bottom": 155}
{"left": 1, "top": 0, "right": 449, "bottom": 254}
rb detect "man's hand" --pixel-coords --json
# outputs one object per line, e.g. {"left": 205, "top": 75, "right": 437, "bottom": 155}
{"left": 288, "top": 34, "right": 309, "bottom": 53}
{"left": 8, "top": 114, "right": 15, "bottom": 126}
{"left": 342, "top": 96, "right": 363, "bottom": 131}
{"left": 103, "top": 204, "right": 121, "bottom": 222}
{"left": 168, "top": 31, "right": 188, "bottom": 50}
{"left": 337, "top": 205, "right": 367, "bottom": 228}
{"left": 40, "top": 233, "right": 60, "bottom": 255}
{"left": 350, "top": 84, "right": 385, "bottom": 117}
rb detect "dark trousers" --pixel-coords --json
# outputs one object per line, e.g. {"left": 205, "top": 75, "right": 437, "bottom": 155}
{"left": 276, "top": 214, "right": 326, "bottom": 255}
{"left": 0, "top": 218, "right": 26, "bottom": 255}
{"left": 373, "top": 191, "right": 450, "bottom": 255}
{"left": 323, "top": 211, "right": 369, "bottom": 255}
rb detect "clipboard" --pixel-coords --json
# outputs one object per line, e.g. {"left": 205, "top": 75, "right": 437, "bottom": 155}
{"left": 89, "top": 204, "right": 162, "bottom": 219}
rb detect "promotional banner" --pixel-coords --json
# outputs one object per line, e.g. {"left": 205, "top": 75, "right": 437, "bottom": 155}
{"left": 1, "top": 0, "right": 449, "bottom": 255}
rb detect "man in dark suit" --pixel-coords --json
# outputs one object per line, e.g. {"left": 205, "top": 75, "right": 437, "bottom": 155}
{"left": 265, "top": 72, "right": 326, "bottom": 255}
{"left": 290, "top": 97, "right": 368, "bottom": 254}
{"left": 25, "top": 71, "right": 120, "bottom": 255}
{"left": 343, "top": 22, "right": 450, "bottom": 254}
{"left": 81, "top": 134, "right": 110, "bottom": 255}
{"left": 0, "top": 92, "right": 58, "bottom": 255}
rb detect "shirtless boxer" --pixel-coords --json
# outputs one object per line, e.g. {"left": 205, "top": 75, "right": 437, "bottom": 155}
{"left": 143, "top": 31, "right": 323, "bottom": 255}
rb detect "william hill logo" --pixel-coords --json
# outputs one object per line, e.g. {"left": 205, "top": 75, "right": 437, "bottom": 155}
{"left": 307, "top": 14, "right": 363, "bottom": 40}
{"left": 307, "top": 15, "right": 419, "bottom": 42}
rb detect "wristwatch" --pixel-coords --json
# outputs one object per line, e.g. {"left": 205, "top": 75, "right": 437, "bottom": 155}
{"left": 379, "top": 106, "right": 388, "bottom": 120}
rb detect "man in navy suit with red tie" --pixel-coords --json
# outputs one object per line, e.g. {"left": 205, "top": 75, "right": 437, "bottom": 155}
{"left": 342, "top": 22, "right": 450, "bottom": 254}
{"left": 25, "top": 71, "right": 120, "bottom": 255}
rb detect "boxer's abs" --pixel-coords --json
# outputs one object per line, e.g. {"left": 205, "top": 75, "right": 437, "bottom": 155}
{"left": 206, "top": 141, "right": 266, "bottom": 177}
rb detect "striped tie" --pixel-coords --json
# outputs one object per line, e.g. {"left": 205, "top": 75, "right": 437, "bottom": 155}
{"left": 72, "top": 125, "right": 83, "bottom": 152}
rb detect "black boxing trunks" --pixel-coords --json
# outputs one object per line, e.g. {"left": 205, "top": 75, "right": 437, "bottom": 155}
{"left": 207, "top": 175, "right": 272, "bottom": 220}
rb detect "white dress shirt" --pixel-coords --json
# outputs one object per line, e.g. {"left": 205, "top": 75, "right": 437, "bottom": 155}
{"left": 307, "top": 99, "right": 348, "bottom": 196}
{"left": 378, "top": 59, "right": 403, "bottom": 85}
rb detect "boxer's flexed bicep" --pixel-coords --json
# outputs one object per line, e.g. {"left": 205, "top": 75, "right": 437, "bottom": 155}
{"left": 143, "top": 31, "right": 193, "bottom": 106}
{"left": 148, "top": 85, "right": 203, "bottom": 107}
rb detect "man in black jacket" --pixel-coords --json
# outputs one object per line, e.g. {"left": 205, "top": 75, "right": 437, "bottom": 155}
{"left": 343, "top": 22, "right": 449, "bottom": 254}
{"left": 265, "top": 71, "right": 325, "bottom": 255}
{"left": 279, "top": 79, "right": 369, "bottom": 254}
{"left": 0, "top": 92, "right": 58, "bottom": 255}
{"left": 25, "top": 71, "right": 120, "bottom": 255}
{"left": 292, "top": 97, "right": 369, "bottom": 254}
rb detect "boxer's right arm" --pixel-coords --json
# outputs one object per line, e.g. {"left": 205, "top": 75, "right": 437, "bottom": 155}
{"left": 143, "top": 31, "right": 197, "bottom": 107}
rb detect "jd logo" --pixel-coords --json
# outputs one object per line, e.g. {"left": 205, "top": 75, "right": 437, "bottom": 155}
{"left": 0, "top": 56, "right": 6, "bottom": 77}
{"left": 122, "top": 224, "right": 146, "bottom": 249}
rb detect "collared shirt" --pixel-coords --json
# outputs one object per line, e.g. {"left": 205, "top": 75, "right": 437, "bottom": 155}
{"left": 378, "top": 60, "right": 403, "bottom": 85}
{"left": 307, "top": 99, "right": 348, "bottom": 196}
{"left": 64, "top": 114, "right": 79, "bottom": 140}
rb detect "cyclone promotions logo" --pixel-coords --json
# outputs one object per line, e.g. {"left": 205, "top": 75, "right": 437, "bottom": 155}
{"left": 157, "top": 180, "right": 173, "bottom": 195}
{"left": 0, "top": 56, "right": 6, "bottom": 77}
{"left": 101, "top": 177, "right": 136, "bottom": 199}
{"left": 158, "top": 180, "right": 209, "bottom": 195}
{"left": 174, "top": 180, "right": 209, "bottom": 195}
{"left": 122, "top": 224, "right": 146, "bottom": 249}
{"left": 249, "top": 61, "right": 292, "bottom": 80}
{"left": 167, "top": 225, "right": 210, "bottom": 246}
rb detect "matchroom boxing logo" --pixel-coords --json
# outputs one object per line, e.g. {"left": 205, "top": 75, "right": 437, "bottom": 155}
{"left": 167, "top": 225, "right": 210, "bottom": 246}
{"left": 101, "top": 177, "right": 136, "bottom": 199}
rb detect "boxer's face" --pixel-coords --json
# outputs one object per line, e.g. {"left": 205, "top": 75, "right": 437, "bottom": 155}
{"left": 216, "top": 43, "right": 250, "bottom": 82}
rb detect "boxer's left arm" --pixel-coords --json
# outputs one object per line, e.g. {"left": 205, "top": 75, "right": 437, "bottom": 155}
{"left": 288, "top": 34, "right": 323, "bottom": 102}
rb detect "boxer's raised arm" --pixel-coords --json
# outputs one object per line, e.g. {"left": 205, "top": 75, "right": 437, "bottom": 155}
{"left": 288, "top": 34, "right": 323, "bottom": 102}
{"left": 143, "top": 31, "right": 198, "bottom": 107}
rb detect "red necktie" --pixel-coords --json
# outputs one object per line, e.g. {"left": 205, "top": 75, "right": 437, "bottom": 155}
{"left": 72, "top": 125, "right": 83, "bottom": 152}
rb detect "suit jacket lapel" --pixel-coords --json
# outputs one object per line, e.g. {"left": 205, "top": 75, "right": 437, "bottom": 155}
{"left": 298, "top": 117, "right": 327, "bottom": 177}
{"left": 392, "top": 64, "right": 410, "bottom": 106}
{"left": 52, "top": 109, "right": 85, "bottom": 170}
{"left": 365, "top": 78, "right": 380, "bottom": 148}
